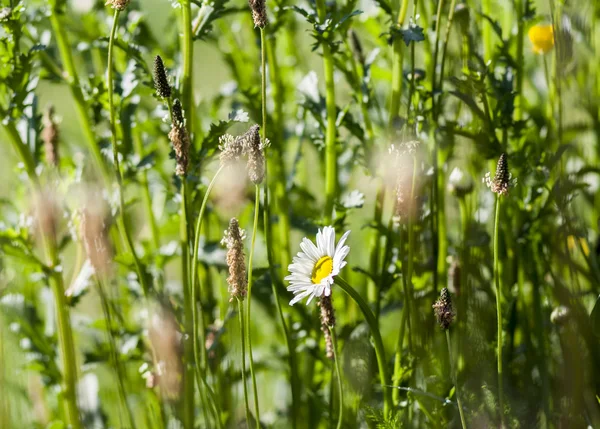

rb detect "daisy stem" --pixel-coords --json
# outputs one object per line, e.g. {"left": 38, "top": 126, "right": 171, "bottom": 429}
{"left": 334, "top": 277, "right": 391, "bottom": 417}
{"left": 95, "top": 278, "right": 136, "bottom": 429}
{"left": 493, "top": 194, "right": 504, "bottom": 426}
{"left": 316, "top": 0, "right": 337, "bottom": 224}
{"left": 329, "top": 325, "right": 343, "bottom": 429}
{"left": 246, "top": 185, "right": 261, "bottom": 427}
{"left": 237, "top": 298, "right": 252, "bottom": 424}
{"left": 445, "top": 330, "right": 467, "bottom": 429}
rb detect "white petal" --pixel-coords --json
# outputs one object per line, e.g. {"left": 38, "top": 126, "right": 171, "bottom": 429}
{"left": 335, "top": 230, "right": 351, "bottom": 255}
{"left": 290, "top": 289, "right": 313, "bottom": 306}
{"left": 300, "top": 238, "right": 320, "bottom": 261}
{"left": 324, "top": 226, "right": 336, "bottom": 256}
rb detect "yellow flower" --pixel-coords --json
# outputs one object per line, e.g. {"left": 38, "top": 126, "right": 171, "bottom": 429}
{"left": 528, "top": 24, "right": 554, "bottom": 54}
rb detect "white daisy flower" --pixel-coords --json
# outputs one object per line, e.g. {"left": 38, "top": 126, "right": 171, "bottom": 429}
{"left": 285, "top": 226, "right": 351, "bottom": 306}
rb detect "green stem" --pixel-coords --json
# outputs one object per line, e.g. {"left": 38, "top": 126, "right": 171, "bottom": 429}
{"left": 515, "top": 0, "right": 524, "bottom": 120}
{"left": 493, "top": 195, "right": 504, "bottom": 425}
{"left": 237, "top": 298, "right": 252, "bottom": 424}
{"left": 179, "top": 180, "right": 195, "bottom": 429}
{"left": 316, "top": 0, "right": 337, "bottom": 224}
{"left": 482, "top": 0, "right": 492, "bottom": 62}
{"left": 106, "top": 9, "right": 149, "bottom": 297}
{"left": 246, "top": 185, "right": 261, "bottom": 426}
{"left": 96, "top": 279, "right": 136, "bottom": 429}
{"left": 48, "top": 5, "right": 110, "bottom": 184}
{"left": 3, "top": 122, "right": 38, "bottom": 185}
{"left": 445, "top": 330, "right": 467, "bottom": 429}
{"left": 389, "top": 0, "right": 410, "bottom": 126}
{"left": 334, "top": 277, "right": 391, "bottom": 417}
{"left": 181, "top": 0, "right": 194, "bottom": 135}
{"left": 329, "top": 326, "right": 344, "bottom": 429}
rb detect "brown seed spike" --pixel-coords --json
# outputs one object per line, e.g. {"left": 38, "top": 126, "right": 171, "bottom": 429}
{"left": 319, "top": 295, "right": 336, "bottom": 360}
{"left": 246, "top": 125, "right": 265, "bottom": 184}
{"left": 433, "top": 287, "right": 455, "bottom": 330}
{"left": 105, "top": 0, "right": 130, "bottom": 11}
{"left": 172, "top": 99, "right": 185, "bottom": 128}
{"left": 248, "top": 0, "right": 267, "bottom": 28}
{"left": 153, "top": 55, "right": 171, "bottom": 99}
{"left": 221, "top": 218, "right": 248, "bottom": 302}
{"left": 41, "top": 105, "right": 59, "bottom": 167}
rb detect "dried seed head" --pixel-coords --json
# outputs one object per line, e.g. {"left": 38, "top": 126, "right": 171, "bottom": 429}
{"left": 153, "top": 55, "right": 171, "bottom": 99}
{"left": 33, "top": 190, "right": 60, "bottom": 245}
{"left": 105, "top": 0, "right": 130, "bottom": 10}
{"left": 168, "top": 99, "right": 189, "bottom": 176}
{"left": 433, "top": 288, "right": 455, "bottom": 330}
{"left": 80, "top": 207, "right": 112, "bottom": 275}
{"left": 246, "top": 125, "right": 265, "bottom": 184}
{"left": 41, "top": 105, "right": 59, "bottom": 167}
{"left": 348, "top": 29, "right": 365, "bottom": 64}
{"left": 221, "top": 218, "right": 248, "bottom": 302}
{"left": 484, "top": 153, "right": 513, "bottom": 196}
{"left": 148, "top": 306, "right": 183, "bottom": 401}
{"left": 318, "top": 295, "right": 336, "bottom": 360}
{"left": 218, "top": 134, "right": 245, "bottom": 166}
{"left": 248, "top": 0, "right": 267, "bottom": 28}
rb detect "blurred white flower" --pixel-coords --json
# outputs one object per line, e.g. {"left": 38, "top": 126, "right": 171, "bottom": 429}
{"left": 341, "top": 190, "right": 365, "bottom": 208}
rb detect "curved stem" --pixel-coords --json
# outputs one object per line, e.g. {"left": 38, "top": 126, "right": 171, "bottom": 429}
{"left": 237, "top": 298, "right": 252, "bottom": 424}
{"left": 181, "top": 0, "right": 194, "bottom": 134}
{"left": 493, "top": 195, "right": 504, "bottom": 425}
{"left": 330, "top": 326, "right": 343, "bottom": 429}
{"left": 246, "top": 185, "right": 261, "bottom": 426}
{"left": 334, "top": 277, "right": 391, "bottom": 417}
{"left": 106, "top": 9, "right": 149, "bottom": 296}
{"left": 96, "top": 279, "right": 136, "bottom": 429}
{"left": 445, "top": 330, "right": 467, "bottom": 429}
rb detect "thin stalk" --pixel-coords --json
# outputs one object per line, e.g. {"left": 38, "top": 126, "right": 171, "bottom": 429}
{"left": 106, "top": 9, "right": 149, "bottom": 296}
{"left": 329, "top": 326, "right": 344, "bottom": 429}
{"left": 181, "top": 0, "right": 194, "bottom": 134}
{"left": 48, "top": 5, "right": 110, "bottom": 183}
{"left": 445, "top": 330, "right": 467, "bottom": 429}
{"left": 392, "top": 294, "right": 408, "bottom": 405}
{"left": 334, "top": 277, "right": 391, "bottom": 417}
{"left": 388, "top": 0, "right": 411, "bottom": 126}
{"left": 515, "top": 0, "right": 524, "bottom": 120}
{"left": 493, "top": 195, "right": 504, "bottom": 425}
{"left": 237, "top": 298, "right": 252, "bottom": 424}
{"left": 190, "top": 166, "right": 225, "bottom": 426}
{"left": 179, "top": 180, "right": 195, "bottom": 429}
{"left": 96, "top": 279, "right": 136, "bottom": 429}
{"left": 246, "top": 185, "right": 261, "bottom": 426}
{"left": 316, "top": 0, "right": 337, "bottom": 224}
{"left": 482, "top": 0, "right": 492, "bottom": 62}
{"left": 3, "top": 122, "right": 38, "bottom": 186}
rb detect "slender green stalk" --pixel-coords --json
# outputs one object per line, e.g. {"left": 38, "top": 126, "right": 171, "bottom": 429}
{"left": 493, "top": 195, "right": 504, "bottom": 425}
{"left": 190, "top": 166, "right": 225, "bottom": 426}
{"left": 334, "top": 277, "right": 391, "bottom": 417}
{"left": 106, "top": 9, "right": 150, "bottom": 297}
{"left": 482, "top": 0, "right": 492, "bottom": 62}
{"left": 388, "top": 0, "right": 410, "bottom": 126}
{"left": 246, "top": 185, "right": 261, "bottom": 426}
{"left": 445, "top": 330, "right": 467, "bottom": 429}
{"left": 181, "top": 0, "right": 194, "bottom": 134}
{"left": 515, "top": 0, "right": 525, "bottom": 120}
{"left": 3, "top": 122, "right": 38, "bottom": 186}
{"left": 316, "top": 0, "right": 337, "bottom": 224}
{"left": 48, "top": 3, "right": 110, "bottom": 183}
{"left": 237, "top": 298, "right": 252, "bottom": 424}
{"left": 392, "top": 294, "right": 408, "bottom": 405}
{"left": 179, "top": 180, "right": 195, "bottom": 429}
{"left": 329, "top": 326, "right": 344, "bottom": 429}
{"left": 95, "top": 279, "right": 136, "bottom": 429}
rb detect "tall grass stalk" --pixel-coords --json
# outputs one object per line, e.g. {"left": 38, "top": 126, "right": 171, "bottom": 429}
{"left": 95, "top": 278, "right": 136, "bottom": 429}
{"left": 245, "top": 185, "right": 261, "bottom": 426}
{"left": 237, "top": 298, "right": 252, "bottom": 423}
{"left": 315, "top": 0, "right": 337, "bottom": 224}
{"left": 181, "top": 0, "right": 194, "bottom": 133}
{"left": 493, "top": 195, "right": 504, "bottom": 425}
{"left": 106, "top": 9, "right": 150, "bottom": 296}
{"left": 329, "top": 326, "right": 344, "bottom": 429}
{"left": 334, "top": 277, "right": 391, "bottom": 417}
{"left": 48, "top": 3, "right": 110, "bottom": 184}
{"left": 445, "top": 330, "right": 467, "bottom": 429}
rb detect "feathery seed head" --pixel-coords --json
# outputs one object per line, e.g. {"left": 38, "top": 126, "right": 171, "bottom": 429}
{"left": 80, "top": 207, "right": 112, "bottom": 275}
{"left": 168, "top": 99, "right": 189, "bottom": 176}
{"left": 153, "top": 55, "right": 171, "bottom": 99}
{"left": 319, "top": 295, "right": 336, "bottom": 360}
{"left": 433, "top": 288, "right": 455, "bottom": 330}
{"left": 218, "top": 134, "right": 245, "bottom": 166}
{"left": 484, "top": 153, "right": 513, "bottom": 196}
{"left": 248, "top": 0, "right": 267, "bottom": 28}
{"left": 221, "top": 218, "right": 248, "bottom": 302}
{"left": 41, "top": 105, "right": 59, "bottom": 167}
{"left": 105, "top": 0, "right": 130, "bottom": 10}
{"left": 246, "top": 125, "right": 265, "bottom": 184}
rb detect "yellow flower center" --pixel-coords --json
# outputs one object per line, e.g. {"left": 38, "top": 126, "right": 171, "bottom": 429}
{"left": 311, "top": 256, "right": 333, "bottom": 284}
{"left": 528, "top": 24, "right": 554, "bottom": 54}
